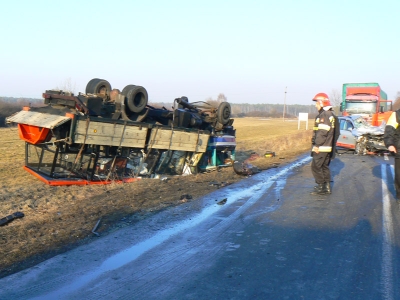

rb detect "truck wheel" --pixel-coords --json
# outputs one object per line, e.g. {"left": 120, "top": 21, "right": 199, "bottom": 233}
{"left": 85, "top": 78, "right": 112, "bottom": 96}
{"left": 217, "top": 102, "right": 231, "bottom": 125}
{"left": 121, "top": 85, "right": 148, "bottom": 113}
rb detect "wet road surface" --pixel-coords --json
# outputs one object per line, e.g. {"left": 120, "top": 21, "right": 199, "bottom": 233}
{"left": 1, "top": 153, "right": 400, "bottom": 299}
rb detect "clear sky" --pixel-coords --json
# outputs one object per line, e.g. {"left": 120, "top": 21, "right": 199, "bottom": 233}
{"left": 1, "top": 0, "right": 399, "bottom": 105}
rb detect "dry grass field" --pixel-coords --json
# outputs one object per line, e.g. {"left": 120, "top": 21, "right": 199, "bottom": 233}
{"left": 0, "top": 117, "right": 312, "bottom": 278}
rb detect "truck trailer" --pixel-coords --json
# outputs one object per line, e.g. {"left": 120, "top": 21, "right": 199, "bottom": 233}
{"left": 6, "top": 78, "right": 236, "bottom": 185}
{"left": 340, "top": 82, "right": 392, "bottom": 126}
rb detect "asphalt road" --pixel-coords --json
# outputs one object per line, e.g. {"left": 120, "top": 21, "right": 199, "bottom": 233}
{"left": 1, "top": 152, "right": 400, "bottom": 300}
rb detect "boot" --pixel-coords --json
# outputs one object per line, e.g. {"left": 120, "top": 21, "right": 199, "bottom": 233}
{"left": 325, "top": 182, "right": 331, "bottom": 194}
{"left": 310, "top": 183, "right": 326, "bottom": 195}
{"left": 313, "top": 182, "right": 331, "bottom": 194}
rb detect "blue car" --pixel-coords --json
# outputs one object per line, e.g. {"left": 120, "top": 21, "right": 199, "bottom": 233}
{"left": 336, "top": 115, "right": 387, "bottom": 155}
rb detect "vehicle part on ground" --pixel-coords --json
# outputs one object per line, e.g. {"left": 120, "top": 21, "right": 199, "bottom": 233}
{"left": 264, "top": 151, "right": 275, "bottom": 158}
{"left": 0, "top": 212, "right": 25, "bottom": 226}
{"left": 91, "top": 218, "right": 102, "bottom": 236}
{"left": 233, "top": 161, "right": 260, "bottom": 176}
{"left": 6, "top": 78, "right": 236, "bottom": 185}
{"left": 216, "top": 198, "right": 227, "bottom": 205}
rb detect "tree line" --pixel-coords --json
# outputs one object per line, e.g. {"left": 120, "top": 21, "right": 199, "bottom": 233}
{"left": 2, "top": 91, "right": 400, "bottom": 127}
{"left": 0, "top": 97, "right": 44, "bottom": 127}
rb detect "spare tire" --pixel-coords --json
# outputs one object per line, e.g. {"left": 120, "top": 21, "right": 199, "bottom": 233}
{"left": 121, "top": 85, "right": 148, "bottom": 113}
{"left": 86, "top": 78, "right": 112, "bottom": 96}
{"left": 217, "top": 102, "right": 231, "bottom": 125}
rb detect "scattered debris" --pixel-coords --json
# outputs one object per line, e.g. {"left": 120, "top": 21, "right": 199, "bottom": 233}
{"left": 180, "top": 194, "right": 193, "bottom": 203}
{"left": 264, "top": 151, "right": 275, "bottom": 158}
{"left": 208, "top": 181, "right": 231, "bottom": 188}
{"left": 91, "top": 217, "right": 102, "bottom": 236}
{"left": 217, "top": 198, "right": 227, "bottom": 205}
{"left": 0, "top": 212, "right": 25, "bottom": 226}
{"left": 179, "top": 194, "right": 193, "bottom": 202}
{"left": 233, "top": 161, "right": 261, "bottom": 176}
{"left": 244, "top": 152, "right": 260, "bottom": 163}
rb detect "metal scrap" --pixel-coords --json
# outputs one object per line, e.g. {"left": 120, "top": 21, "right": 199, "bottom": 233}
{"left": 0, "top": 212, "right": 25, "bottom": 226}
{"left": 244, "top": 152, "right": 261, "bottom": 162}
{"left": 208, "top": 181, "right": 231, "bottom": 188}
{"left": 233, "top": 161, "right": 260, "bottom": 176}
{"left": 217, "top": 198, "right": 227, "bottom": 205}
{"left": 180, "top": 194, "right": 193, "bottom": 202}
{"left": 91, "top": 217, "right": 102, "bottom": 236}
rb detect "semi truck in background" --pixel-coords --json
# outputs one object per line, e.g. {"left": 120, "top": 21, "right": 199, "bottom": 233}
{"left": 340, "top": 83, "right": 392, "bottom": 126}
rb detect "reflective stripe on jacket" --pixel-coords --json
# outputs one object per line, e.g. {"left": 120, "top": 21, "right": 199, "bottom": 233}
{"left": 312, "top": 109, "right": 335, "bottom": 153}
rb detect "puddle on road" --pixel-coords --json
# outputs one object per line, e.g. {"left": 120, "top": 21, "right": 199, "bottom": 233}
{"left": 36, "top": 155, "right": 312, "bottom": 299}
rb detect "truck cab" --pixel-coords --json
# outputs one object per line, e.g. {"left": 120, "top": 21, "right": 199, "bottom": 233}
{"left": 340, "top": 83, "right": 392, "bottom": 126}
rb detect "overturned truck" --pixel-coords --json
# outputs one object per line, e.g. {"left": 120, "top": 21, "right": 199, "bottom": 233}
{"left": 6, "top": 78, "right": 236, "bottom": 185}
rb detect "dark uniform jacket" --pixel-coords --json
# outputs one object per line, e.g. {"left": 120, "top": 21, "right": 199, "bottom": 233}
{"left": 384, "top": 109, "right": 400, "bottom": 157}
{"left": 312, "top": 109, "right": 338, "bottom": 157}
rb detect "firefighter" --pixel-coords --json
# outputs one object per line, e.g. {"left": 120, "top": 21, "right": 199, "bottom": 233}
{"left": 310, "top": 93, "right": 337, "bottom": 195}
{"left": 383, "top": 110, "right": 400, "bottom": 199}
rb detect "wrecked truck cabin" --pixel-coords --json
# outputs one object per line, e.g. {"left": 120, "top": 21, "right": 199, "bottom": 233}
{"left": 6, "top": 78, "right": 236, "bottom": 185}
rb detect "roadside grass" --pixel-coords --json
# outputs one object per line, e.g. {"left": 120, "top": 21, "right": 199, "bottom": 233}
{"left": 234, "top": 118, "right": 312, "bottom": 169}
{"left": 0, "top": 118, "right": 312, "bottom": 277}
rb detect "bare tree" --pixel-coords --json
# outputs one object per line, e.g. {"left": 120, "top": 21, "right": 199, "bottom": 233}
{"left": 330, "top": 89, "right": 342, "bottom": 115}
{"left": 56, "top": 78, "right": 77, "bottom": 94}
{"left": 217, "top": 93, "right": 227, "bottom": 103}
{"left": 206, "top": 94, "right": 227, "bottom": 107}
{"left": 393, "top": 92, "right": 400, "bottom": 111}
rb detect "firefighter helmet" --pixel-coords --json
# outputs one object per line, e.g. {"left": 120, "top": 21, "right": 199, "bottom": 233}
{"left": 312, "top": 92, "right": 331, "bottom": 106}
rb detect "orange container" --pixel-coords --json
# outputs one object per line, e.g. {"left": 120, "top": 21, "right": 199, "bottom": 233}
{"left": 18, "top": 124, "right": 51, "bottom": 144}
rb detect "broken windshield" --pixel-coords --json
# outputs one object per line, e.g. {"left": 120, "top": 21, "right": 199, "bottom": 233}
{"left": 352, "top": 116, "right": 369, "bottom": 128}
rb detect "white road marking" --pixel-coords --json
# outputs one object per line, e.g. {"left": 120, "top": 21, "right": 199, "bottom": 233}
{"left": 381, "top": 164, "right": 394, "bottom": 300}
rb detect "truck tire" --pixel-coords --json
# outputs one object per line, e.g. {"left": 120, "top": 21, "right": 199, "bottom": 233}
{"left": 85, "top": 78, "right": 112, "bottom": 96}
{"left": 122, "top": 85, "right": 148, "bottom": 113}
{"left": 217, "top": 102, "right": 231, "bottom": 125}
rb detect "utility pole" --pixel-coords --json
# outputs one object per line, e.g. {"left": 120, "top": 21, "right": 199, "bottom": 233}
{"left": 283, "top": 86, "right": 287, "bottom": 121}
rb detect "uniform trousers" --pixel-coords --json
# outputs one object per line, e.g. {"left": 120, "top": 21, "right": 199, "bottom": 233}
{"left": 394, "top": 157, "right": 400, "bottom": 198}
{"left": 311, "top": 152, "right": 331, "bottom": 184}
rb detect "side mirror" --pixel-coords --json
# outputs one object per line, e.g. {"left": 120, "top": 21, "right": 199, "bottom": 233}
{"left": 339, "top": 102, "right": 343, "bottom": 112}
